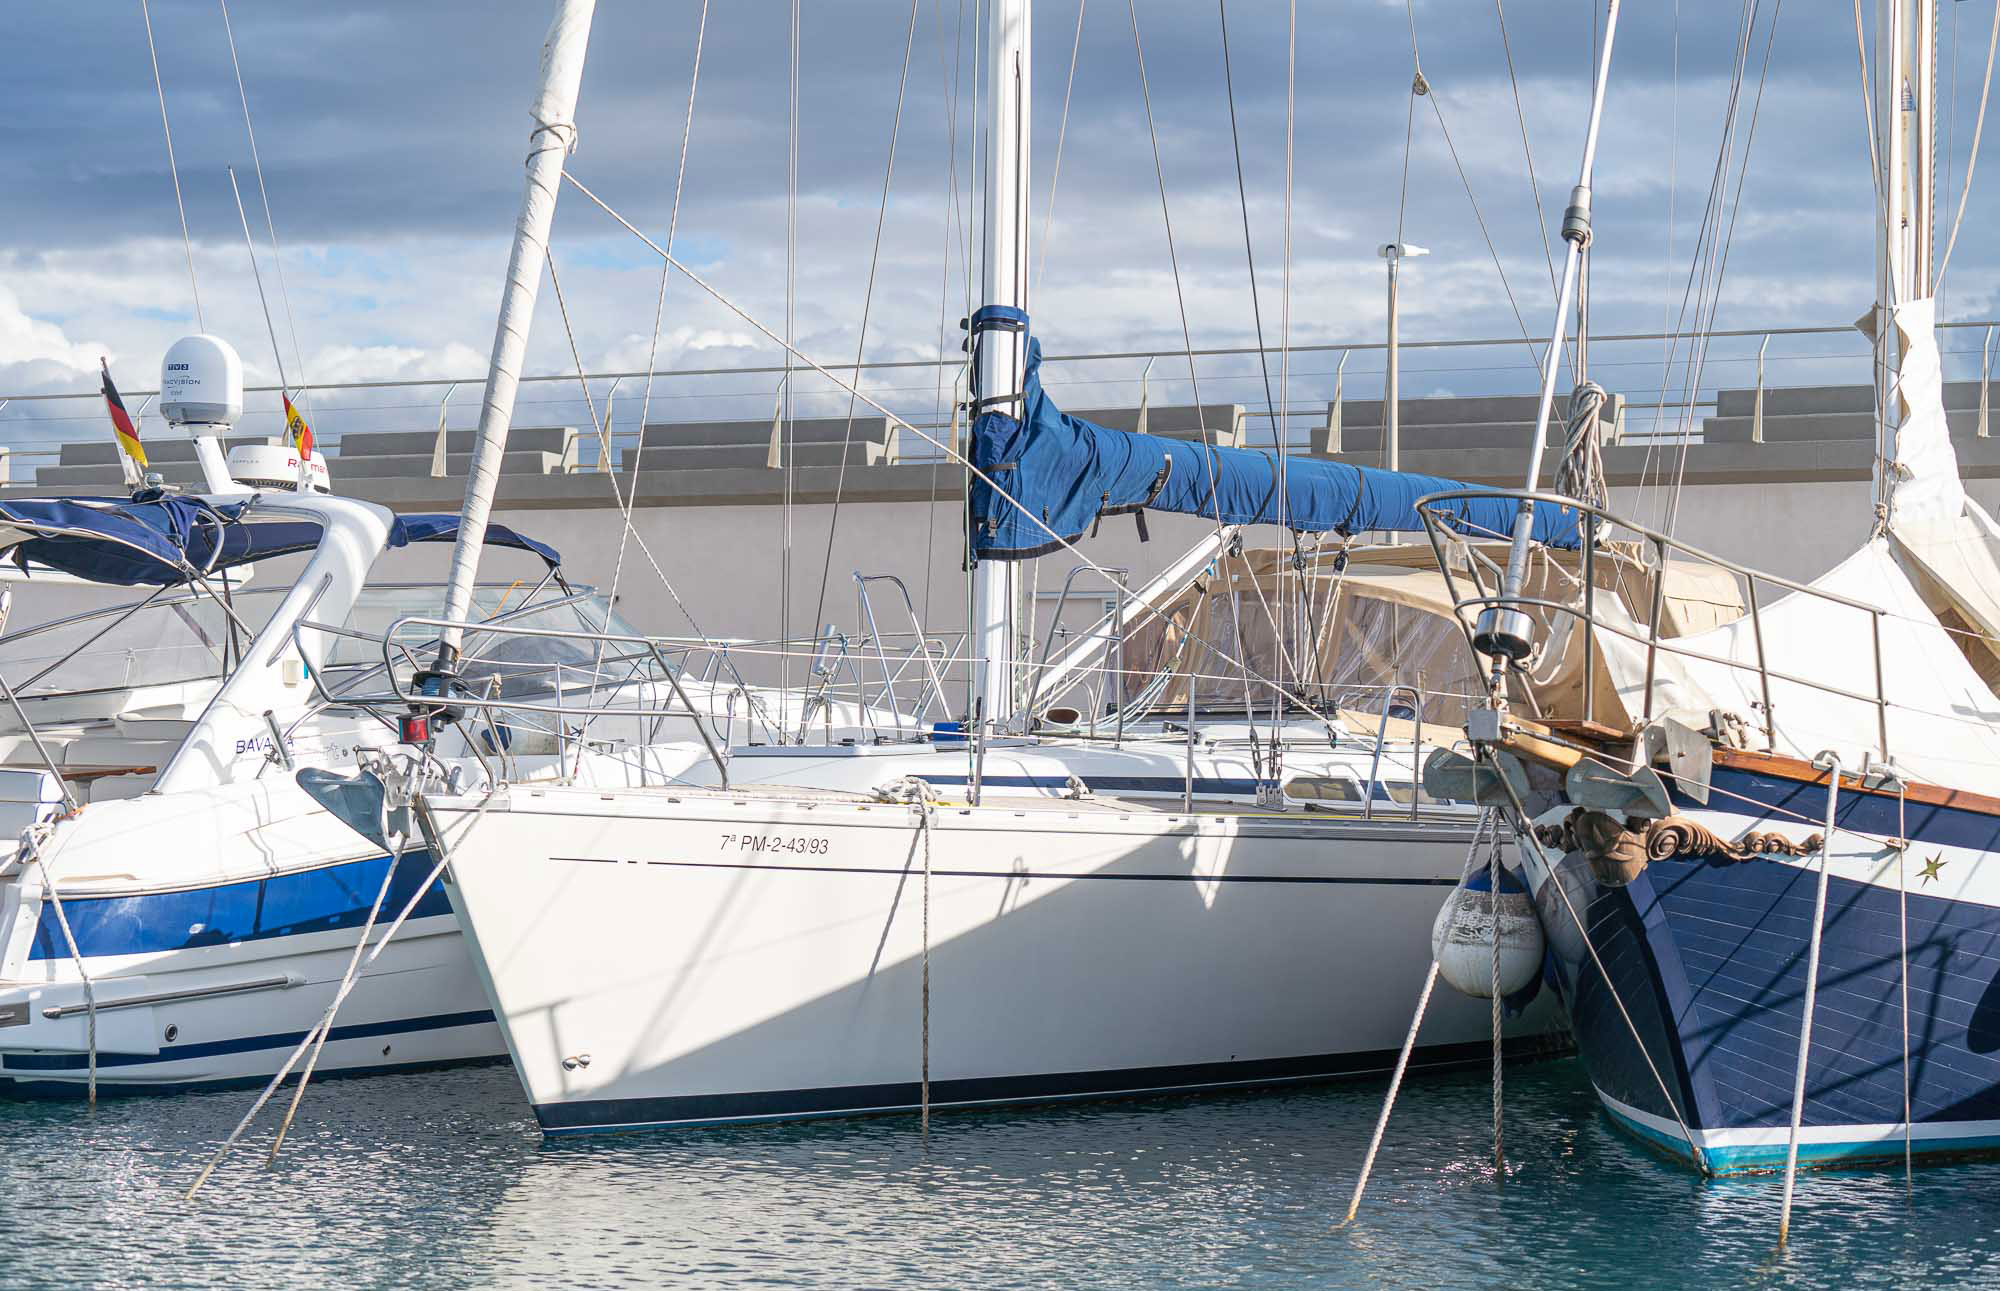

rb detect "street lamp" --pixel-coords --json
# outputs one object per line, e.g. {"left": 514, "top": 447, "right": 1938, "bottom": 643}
{"left": 1378, "top": 242, "right": 1429, "bottom": 477}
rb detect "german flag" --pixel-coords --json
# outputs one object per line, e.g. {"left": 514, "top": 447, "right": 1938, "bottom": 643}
{"left": 282, "top": 393, "right": 315, "bottom": 461}
{"left": 100, "top": 358, "right": 147, "bottom": 469}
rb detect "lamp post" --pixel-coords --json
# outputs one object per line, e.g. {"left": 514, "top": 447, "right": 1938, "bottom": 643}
{"left": 1378, "top": 242, "right": 1428, "bottom": 474}
{"left": 1378, "top": 242, "right": 1427, "bottom": 541}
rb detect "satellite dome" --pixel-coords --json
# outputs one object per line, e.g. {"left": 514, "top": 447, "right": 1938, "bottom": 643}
{"left": 160, "top": 335, "right": 244, "bottom": 427}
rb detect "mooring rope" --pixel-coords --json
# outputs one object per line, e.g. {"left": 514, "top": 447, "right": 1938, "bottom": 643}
{"left": 877, "top": 776, "right": 939, "bottom": 1133}
{"left": 186, "top": 838, "right": 401, "bottom": 1200}
{"left": 25, "top": 825, "right": 94, "bottom": 1106}
{"left": 187, "top": 786, "right": 500, "bottom": 1200}
{"left": 1779, "top": 753, "right": 1842, "bottom": 1248}
{"left": 1343, "top": 810, "right": 1494, "bottom": 1224}
{"left": 265, "top": 829, "right": 411, "bottom": 1162}
{"left": 1896, "top": 775, "right": 1912, "bottom": 1192}
{"left": 1488, "top": 819, "right": 1505, "bottom": 1174}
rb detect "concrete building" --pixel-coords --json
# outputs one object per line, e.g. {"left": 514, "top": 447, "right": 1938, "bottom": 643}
{"left": 5, "top": 381, "right": 1994, "bottom": 679}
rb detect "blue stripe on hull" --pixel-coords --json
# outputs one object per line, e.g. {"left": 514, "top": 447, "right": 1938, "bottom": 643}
{"left": 533, "top": 1034, "right": 1573, "bottom": 1135}
{"left": 29, "top": 850, "right": 450, "bottom": 961}
{"left": 1542, "top": 836, "right": 2000, "bottom": 1171}
{"left": 914, "top": 773, "right": 1417, "bottom": 804}
{"left": 0, "top": 1007, "right": 497, "bottom": 1088}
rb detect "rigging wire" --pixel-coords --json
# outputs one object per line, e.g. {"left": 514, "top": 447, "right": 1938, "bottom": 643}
{"left": 1664, "top": 0, "right": 1783, "bottom": 539}
{"left": 140, "top": 0, "right": 204, "bottom": 331}
{"left": 1217, "top": 0, "right": 1303, "bottom": 718}
{"left": 925, "top": 0, "right": 974, "bottom": 631}
{"left": 1632, "top": 0, "right": 1765, "bottom": 528}
{"left": 1035, "top": 0, "right": 1087, "bottom": 298}
{"left": 808, "top": 0, "right": 923, "bottom": 683}
{"left": 217, "top": 0, "right": 313, "bottom": 416}
{"left": 1279, "top": 0, "right": 1298, "bottom": 729}
{"left": 606, "top": 0, "right": 711, "bottom": 640}
{"left": 1126, "top": 0, "right": 1264, "bottom": 773}
{"left": 559, "top": 0, "right": 719, "bottom": 738}
{"left": 1492, "top": 0, "right": 1560, "bottom": 299}
{"left": 557, "top": 170, "right": 1344, "bottom": 723}
{"left": 1402, "top": 4, "right": 1546, "bottom": 370}
{"left": 1636, "top": 0, "right": 1682, "bottom": 534}
{"left": 782, "top": 0, "right": 801, "bottom": 706}
{"left": 1935, "top": 0, "right": 2000, "bottom": 289}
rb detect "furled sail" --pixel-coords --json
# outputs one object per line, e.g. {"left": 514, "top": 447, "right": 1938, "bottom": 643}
{"left": 1881, "top": 295, "right": 2000, "bottom": 677}
{"left": 968, "top": 335, "right": 1582, "bottom": 560}
{"left": 1585, "top": 537, "right": 2000, "bottom": 793}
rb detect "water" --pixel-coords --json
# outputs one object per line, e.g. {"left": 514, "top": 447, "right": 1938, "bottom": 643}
{"left": 1, "top": 1059, "right": 1996, "bottom": 1289}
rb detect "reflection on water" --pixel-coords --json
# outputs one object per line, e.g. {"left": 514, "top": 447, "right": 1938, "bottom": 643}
{"left": 0, "top": 1059, "right": 1995, "bottom": 1289}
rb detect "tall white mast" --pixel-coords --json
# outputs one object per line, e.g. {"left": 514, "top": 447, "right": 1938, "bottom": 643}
{"left": 434, "top": 0, "right": 596, "bottom": 669}
{"left": 1872, "top": 0, "right": 1936, "bottom": 512}
{"left": 969, "top": 0, "right": 1032, "bottom": 728}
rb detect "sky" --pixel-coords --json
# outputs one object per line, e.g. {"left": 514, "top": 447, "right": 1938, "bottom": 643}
{"left": 3, "top": 1, "right": 1996, "bottom": 450}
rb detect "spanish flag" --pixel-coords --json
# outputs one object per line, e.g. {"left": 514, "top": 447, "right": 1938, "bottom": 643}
{"left": 100, "top": 358, "right": 147, "bottom": 469}
{"left": 282, "top": 393, "right": 315, "bottom": 461}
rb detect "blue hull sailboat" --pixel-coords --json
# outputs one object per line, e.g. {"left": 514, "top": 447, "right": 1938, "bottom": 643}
{"left": 1418, "top": 0, "right": 2000, "bottom": 1178}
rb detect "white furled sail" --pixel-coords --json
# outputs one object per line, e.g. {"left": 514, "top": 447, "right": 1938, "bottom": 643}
{"left": 1587, "top": 538, "right": 2000, "bottom": 794}
{"left": 1881, "top": 296, "right": 2000, "bottom": 677}
{"left": 436, "top": 0, "right": 596, "bottom": 664}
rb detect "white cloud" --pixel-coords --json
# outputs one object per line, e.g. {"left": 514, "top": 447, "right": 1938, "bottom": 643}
{"left": 306, "top": 341, "right": 489, "bottom": 386}
{"left": 0, "top": 283, "right": 106, "bottom": 387}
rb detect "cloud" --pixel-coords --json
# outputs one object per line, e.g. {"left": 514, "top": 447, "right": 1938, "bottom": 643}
{"left": 0, "top": 285, "right": 105, "bottom": 386}
{"left": 1, "top": 0, "right": 1988, "bottom": 454}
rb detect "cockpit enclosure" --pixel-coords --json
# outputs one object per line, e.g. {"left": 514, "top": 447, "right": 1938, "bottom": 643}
{"left": 1028, "top": 535, "right": 1746, "bottom": 740}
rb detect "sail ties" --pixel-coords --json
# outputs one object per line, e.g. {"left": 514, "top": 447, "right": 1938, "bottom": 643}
{"left": 1554, "top": 380, "right": 1609, "bottom": 512}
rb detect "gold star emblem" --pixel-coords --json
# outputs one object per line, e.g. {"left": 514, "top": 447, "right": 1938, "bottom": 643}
{"left": 1918, "top": 853, "right": 1947, "bottom": 885}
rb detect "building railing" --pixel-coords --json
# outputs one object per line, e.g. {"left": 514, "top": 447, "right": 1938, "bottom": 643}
{"left": 11, "top": 318, "right": 2000, "bottom": 483}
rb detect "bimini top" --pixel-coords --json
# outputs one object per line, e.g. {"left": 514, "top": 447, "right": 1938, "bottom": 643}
{"left": 968, "top": 328, "right": 1582, "bottom": 560}
{"left": 0, "top": 497, "right": 562, "bottom": 587}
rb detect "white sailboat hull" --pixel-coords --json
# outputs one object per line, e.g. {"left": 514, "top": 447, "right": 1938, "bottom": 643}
{"left": 432, "top": 782, "right": 1566, "bottom": 1133}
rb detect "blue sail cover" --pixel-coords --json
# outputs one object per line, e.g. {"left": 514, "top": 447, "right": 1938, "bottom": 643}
{"left": 387, "top": 515, "right": 562, "bottom": 569}
{"left": 969, "top": 338, "right": 1581, "bottom": 559}
{"left": 0, "top": 498, "right": 562, "bottom": 587}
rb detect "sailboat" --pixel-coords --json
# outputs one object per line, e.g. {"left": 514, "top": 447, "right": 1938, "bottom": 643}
{"left": 391, "top": 0, "right": 1613, "bottom": 1135}
{"left": 1415, "top": 0, "right": 2000, "bottom": 1174}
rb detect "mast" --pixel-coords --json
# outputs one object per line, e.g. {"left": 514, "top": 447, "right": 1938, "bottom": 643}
{"left": 1873, "top": 0, "right": 1935, "bottom": 515}
{"left": 433, "top": 0, "right": 596, "bottom": 671}
{"left": 968, "top": 0, "right": 1031, "bottom": 728}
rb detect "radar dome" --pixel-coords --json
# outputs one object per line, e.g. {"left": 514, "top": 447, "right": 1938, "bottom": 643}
{"left": 160, "top": 335, "right": 244, "bottom": 427}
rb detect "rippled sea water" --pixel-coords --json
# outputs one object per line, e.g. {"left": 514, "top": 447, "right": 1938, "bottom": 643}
{"left": 2, "top": 1058, "right": 1996, "bottom": 1289}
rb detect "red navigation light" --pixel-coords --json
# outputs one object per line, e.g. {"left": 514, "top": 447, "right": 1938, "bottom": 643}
{"left": 398, "top": 714, "right": 431, "bottom": 745}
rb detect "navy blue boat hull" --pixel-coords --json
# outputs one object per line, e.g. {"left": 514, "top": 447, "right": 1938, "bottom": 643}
{"left": 1532, "top": 767, "right": 2000, "bottom": 1172}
